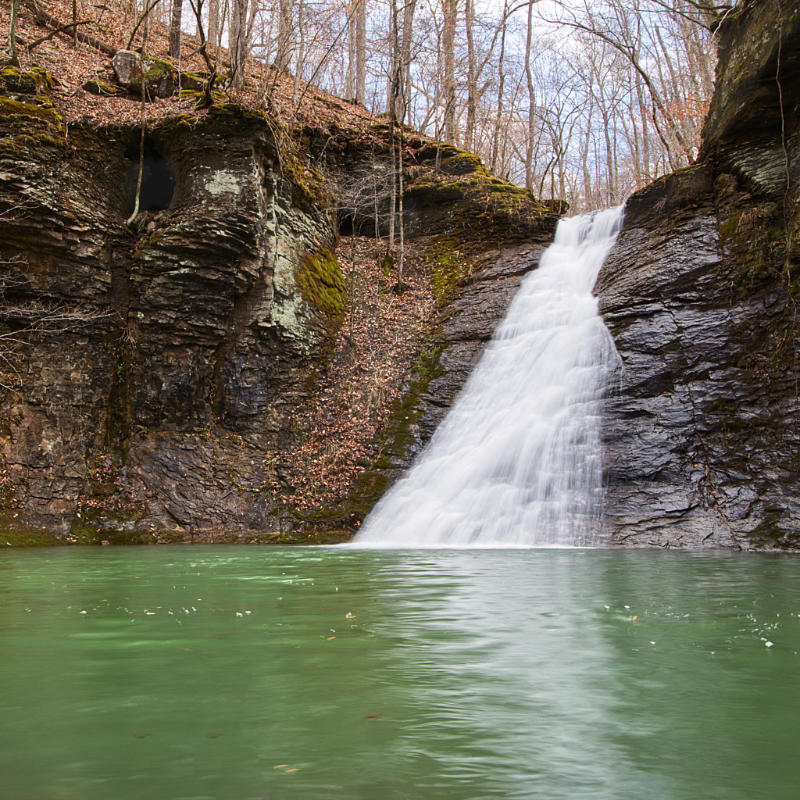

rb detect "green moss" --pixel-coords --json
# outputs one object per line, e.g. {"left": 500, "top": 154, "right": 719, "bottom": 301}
{"left": 0, "top": 94, "right": 67, "bottom": 153}
{"left": 163, "top": 112, "right": 198, "bottom": 130}
{"left": 427, "top": 235, "right": 477, "bottom": 306}
{"left": 180, "top": 71, "right": 228, "bottom": 92}
{"left": 208, "top": 102, "right": 266, "bottom": 121}
{"left": 69, "top": 512, "right": 154, "bottom": 545}
{"left": 0, "top": 66, "right": 60, "bottom": 96}
{"left": 405, "top": 165, "right": 549, "bottom": 242}
{"left": 296, "top": 247, "right": 346, "bottom": 320}
{"left": 0, "top": 94, "right": 61, "bottom": 122}
{"left": 82, "top": 80, "right": 124, "bottom": 96}
{"left": 0, "top": 516, "right": 63, "bottom": 547}
{"left": 416, "top": 142, "right": 488, "bottom": 176}
{"left": 280, "top": 148, "right": 328, "bottom": 208}
{"left": 179, "top": 88, "right": 225, "bottom": 101}
{"left": 144, "top": 57, "right": 174, "bottom": 83}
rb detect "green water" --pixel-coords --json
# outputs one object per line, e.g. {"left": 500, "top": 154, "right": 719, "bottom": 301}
{"left": 1, "top": 547, "right": 799, "bottom": 799}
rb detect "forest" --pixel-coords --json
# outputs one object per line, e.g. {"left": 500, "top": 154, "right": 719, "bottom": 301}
{"left": 7, "top": 0, "right": 725, "bottom": 209}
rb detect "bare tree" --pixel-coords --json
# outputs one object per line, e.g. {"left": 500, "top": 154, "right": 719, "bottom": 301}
{"left": 169, "top": 0, "right": 183, "bottom": 58}
{"left": 441, "top": 0, "right": 457, "bottom": 143}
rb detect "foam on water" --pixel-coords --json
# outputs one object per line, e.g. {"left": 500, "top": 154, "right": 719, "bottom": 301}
{"left": 355, "top": 206, "right": 624, "bottom": 547}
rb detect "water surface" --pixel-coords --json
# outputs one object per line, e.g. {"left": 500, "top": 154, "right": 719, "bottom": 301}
{"left": 1, "top": 546, "right": 799, "bottom": 799}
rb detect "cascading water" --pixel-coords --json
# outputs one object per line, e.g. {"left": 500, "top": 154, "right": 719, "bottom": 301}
{"left": 355, "top": 206, "right": 624, "bottom": 547}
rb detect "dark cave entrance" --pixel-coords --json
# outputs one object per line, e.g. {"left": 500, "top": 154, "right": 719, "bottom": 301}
{"left": 337, "top": 208, "right": 379, "bottom": 237}
{"left": 124, "top": 141, "right": 175, "bottom": 215}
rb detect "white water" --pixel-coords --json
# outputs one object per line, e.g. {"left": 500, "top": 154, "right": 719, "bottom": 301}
{"left": 356, "top": 206, "right": 624, "bottom": 547}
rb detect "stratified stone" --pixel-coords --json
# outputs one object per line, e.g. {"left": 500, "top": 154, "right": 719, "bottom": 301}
{"left": 595, "top": 0, "right": 800, "bottom": 549}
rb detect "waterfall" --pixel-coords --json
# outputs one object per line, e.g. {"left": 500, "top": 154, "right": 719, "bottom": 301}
{"left": 356, "top": 206, "right": 624, "bottom": 547}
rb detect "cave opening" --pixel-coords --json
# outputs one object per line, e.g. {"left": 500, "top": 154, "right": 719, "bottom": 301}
{"left": 124, "top": 141, "right": 175, "bottom": 215}
{"left": 337, "top": 208, "right": 378, "bottom": 237}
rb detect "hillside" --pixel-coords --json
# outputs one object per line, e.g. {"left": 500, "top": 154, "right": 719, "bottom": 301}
{"left": 0, "top": 0, "right": 560, "bottom": 544}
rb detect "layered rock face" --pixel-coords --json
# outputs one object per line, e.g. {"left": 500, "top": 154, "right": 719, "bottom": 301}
{"left": 597, "top": 0, "right": 800, "bottom": 549}
{"left": 0, "top": 92, "right": 342, "bottom": 539}
{"left": 0, "top": 71, "right": 557, "bottom": 542}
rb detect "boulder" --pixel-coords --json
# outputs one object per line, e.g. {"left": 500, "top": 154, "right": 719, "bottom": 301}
{"left": 111, "top": 50, "right": 177, "bottom": 99}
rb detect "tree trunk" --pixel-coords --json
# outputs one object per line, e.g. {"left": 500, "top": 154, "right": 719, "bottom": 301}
{"left": 524, "top": 0, "right": 536, "bottom": 192}
{"left": 275, "top": 0, "right": 293, "bottom": 73}
{"left": 169, "top": 0, "right": 183, "bottom": 59}
{"left": 230, "top": 0, "right": 248, "bottom": 90}
{"left": 355, "top": 0, "right": 366, "bottom": 104}
{"left": 441, "top": 0, "right": 457, "bottom": 143}
{"left": 490, "top": 0, "right": 508, "bottom": 172}
{"left": 464, "top": 0, "right": 476, "bottom": 151}
{"left": 208, "top": 0, "right": 219, "bottom": 47}
{"left": 9, "top": 0, "right": 21, "bottom": 65}
{"left": 401, "top": 0, "right": 417, "bottom": 118}
{"left": 346, "top": 0, "right": 356, "bottom": 98}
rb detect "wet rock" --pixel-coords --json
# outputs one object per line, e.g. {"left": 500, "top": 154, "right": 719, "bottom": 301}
{"left": 596, "top": 0, "right": 800, "bottom": 550}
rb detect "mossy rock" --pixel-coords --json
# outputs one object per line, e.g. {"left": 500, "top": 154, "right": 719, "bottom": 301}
{"left": 280, "top": 149, "right": 329, "bottom": 209}
{"left": 541, "top": 198, "right": 570, "bottom": 215}
{"left": 416, "top": 142, "right": 487, "bottom": 176}
{"left": 427, "top": 235, "right": 478, "bottom": 306}
{"left": 0, "top": 515, "right": 64, "bottom": 547}
{"left": 0, "top": 94, "right": 67, "bottom": 153}
{"left": 179, "top": 88, "right": 226, "bottom": 105}
{"left": 0, "top": 66, "right": 60, "bottom": 97}
{"left": 111, "top": 50, "right": 178, "bottom": 99}
{"left": 82, "top": 79, "right": 125, "bottom": 97}
{"left": 404, "top": 166, "right": 549, "bottom": 242}
{"left": 208, "top": 102, "right": 266, "bottom": 120}
{"left": 296, "top": 247, "right": 346, "bottom": 321}
{"left": 180, "top": 71, "right": 230, "bottom": 93}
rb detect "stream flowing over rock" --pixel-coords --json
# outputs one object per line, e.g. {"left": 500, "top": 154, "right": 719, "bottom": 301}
{"left": 1, "top": 0, "right": 798, "bottom": 550}
{"left": 596, "top": 0, "right": 800, "bottom": 549}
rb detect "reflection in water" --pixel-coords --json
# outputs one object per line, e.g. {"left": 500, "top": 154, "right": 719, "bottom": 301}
{"left": 1, "top": 547, "right": 799, "bottom": 799}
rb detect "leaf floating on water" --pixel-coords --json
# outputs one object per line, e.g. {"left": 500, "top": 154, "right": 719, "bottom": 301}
{"left": 274, "top": 765, "right": 289, "bottom": 770}
{"left": 327, "top": 636, "right": 336, "bottom": 640}
{"left": 345, "top": 612, "right": 355, "bottom": 619}
{"left": 285, "top": 768, "right": 300, "bottom": 773}
{"left": 133, "top": 733, "right": 152, "bottom": 739}
{"left": 364, "top": 714, "right": 382, "bottom": 719}
{"left": 205, "top": 733, "right": 223, "bottom": 739}
{"left": 274, "top": 764, "right": 300, "bottom": 773}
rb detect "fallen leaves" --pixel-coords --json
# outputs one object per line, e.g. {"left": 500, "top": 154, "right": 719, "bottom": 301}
{"left": 275, "top": 236, "right": 435, "bottom": 512}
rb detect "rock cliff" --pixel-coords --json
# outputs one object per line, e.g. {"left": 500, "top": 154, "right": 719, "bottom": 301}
{"left": 0, "top": 63, "right": 557, "bottom": 544}
{"left": 596, "top": 0, "right": 800, "bottom": 549}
